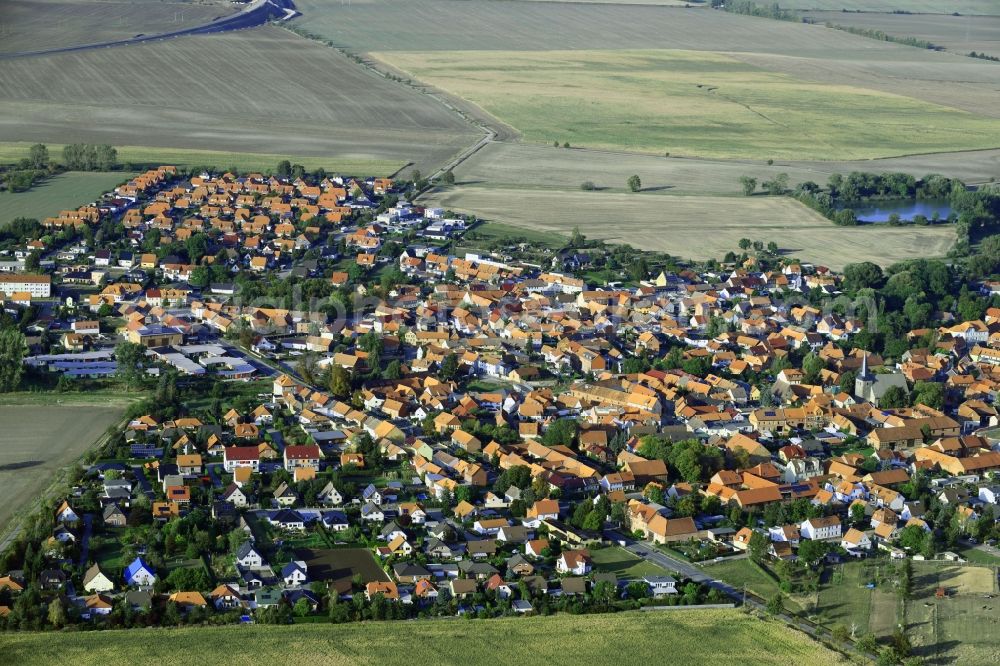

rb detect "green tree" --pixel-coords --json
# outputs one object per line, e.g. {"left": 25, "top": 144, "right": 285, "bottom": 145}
{"left": 911, "top": 381, "right": 944, "bottom": 410}
{"left": 763, "top": 173, "right": 789, "bottom": 196}
{"left": 329, "top": 365, "right": 351, "bottom": 398}
{"left": 115, "top": 341, "right": 147, "bottom": 389}
{"left": 0, "top": 328, "right": 26, "bottom": 392}
{"left": 739, "top": 176, "right": 757, "bottom": 196}
{"left": 802, "top": 351, "right": 825, "bottom": 385}
{"left": 293, "top": 597, "right": 312, "bottom": 617}
{"left": 442, "top": 170, "right": 455, "bottom": 185}
{"left": 186, "top": 233, "right": 209, "bottom": 264}
{"left": 796, "top": 539, "right": 828, "bottom": 565}
{"left": 46, "top": 596, "right": 66, "bottom": 628}
{"left": 382, "top": 360, "right": 402, "bottom": 380}
{"left": 28, "top": 143, "right": 49, "bottom": 169}
{"left": 879, "top": 385, "right": 908, "bottom": 409}
{"left": 95, "top": 144, "right": 117, "bottom": 170}
{"left": 855, "top": 633, "right": 878, "bottom": 653}
{"left": 627, "top": 174, "right": 642, "bottom": 192}
{"left": 439, "top": 353, "right": 459, "bottom": 380}
{"left": 276, "top": 160, "right": 292, "bottom": 178}
{"left": 766, "top": 593, "right": 784, "bottom": 615}
{"left": 843, "top": 262, "right": 885, "bottom": 291}
{"left": 748, "top": 530, "right": 769, "bottom": 563}
{"left": 738, "top": 238, "right": 752, "bottom": 251}
{"left": 24, "top": 251, "right": 40, "bottom": 272}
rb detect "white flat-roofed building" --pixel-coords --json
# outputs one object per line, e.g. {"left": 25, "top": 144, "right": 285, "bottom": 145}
{"left": 0, "top": 273, "right": 51, "bottom": 298}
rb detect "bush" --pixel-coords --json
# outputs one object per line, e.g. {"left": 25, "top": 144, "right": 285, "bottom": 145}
{"left": 580, "top": 181, "right": 596, "bottom": 191}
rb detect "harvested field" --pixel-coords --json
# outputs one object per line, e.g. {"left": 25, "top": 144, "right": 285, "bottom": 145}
{"left": 451, "top": 143, "right": 1000, "bottom": 197}
{"left": 421, "top": 185, "right": 957, "bottom": 268}
{"left": 0, "top": 170, "right": 135, "bottom": 226}
{"left": 380, "top": 49, "right": 1000, "bottom": 159}
{"left": 294, "top": 0, "right": 947, "bottom": 54}
{"left": 0, "top": 27, "right": 479, "bottom": 174}
{"left": 0, "top": 0, "right": 237, "bottom": 54}
{"left": 798, "top": 11, "right": 1000, "bottom": 59}
{"left": 296, "top": 547, "right": 389, "bottom": 585}
{"left": 0, "top": 610, "right": 843, "bottom": 665}
{"left": 0, "top": 405, "right": 123, "bottom": 536}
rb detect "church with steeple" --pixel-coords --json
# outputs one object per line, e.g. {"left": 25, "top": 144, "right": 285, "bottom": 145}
{"left": 854, "top": 352, "right": 908, "bottom": 407}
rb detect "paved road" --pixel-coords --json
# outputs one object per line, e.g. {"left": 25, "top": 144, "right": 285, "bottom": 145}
{"left": 78, "top": 513, "right": 94, "bottom": 567}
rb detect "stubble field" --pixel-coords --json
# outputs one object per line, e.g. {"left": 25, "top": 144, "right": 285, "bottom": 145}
{"left": 447, "top": 143, "right": 1000, "bottom": 197}
{"left": 0, "top": 610, "right": 844, "bottom": 665}
{"left": 0, "top": 0, "right": 237, "bottom": 54}
{"left": 0, "top": 405, "right": 123, "bottom": 536}
{"left": 0, "top": 27, "right": 479, "bottom": 174}
{"left": 423, "top": 185, "right": 957, "bottom": 268}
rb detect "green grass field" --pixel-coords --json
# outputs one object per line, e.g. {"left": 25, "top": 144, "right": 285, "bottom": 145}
{"left": 1, "top": 610, "right": 843, "bottom": 665}
{"left": 0, "top": 143, "right": 404, "bottom": 177}
{"left": 0, "top": 171, "right": 134, "bottom": 225}
{"left": 590, "top": 546, "right": 671, "bottom": 579}
{"left": 461, "top": 221, "right": 568, "bottom": 248}
{"left": 703, "top": 558, "right": 810, "bottom": 613}
{"left": 380, "top": 49, "right": 1000, "bottom": 160}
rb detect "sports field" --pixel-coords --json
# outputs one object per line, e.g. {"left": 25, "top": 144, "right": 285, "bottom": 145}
{"left": 0, "top": 27, "right": 479, "bottom": 174}
{"left": 0, "top": 171, "right": 134, "bottom": 226}
{"left": 379, "top": 49, "right": 1000, "bottom": 160}
{"left": 0, "top": 0, "right": 237, "bottom": 54}
{"left": 0, "top": 610, "right": 843, "bottom": 665}
{"left": 0, "top": 405, "right": 123, "bottom": 537}
{"left": 422, "top": 185, "right": 957, "bottom": 268}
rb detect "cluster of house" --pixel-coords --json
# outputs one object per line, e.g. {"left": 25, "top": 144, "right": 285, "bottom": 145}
{"left": 5, "top": 167, "right": 1000, "bottom": 623}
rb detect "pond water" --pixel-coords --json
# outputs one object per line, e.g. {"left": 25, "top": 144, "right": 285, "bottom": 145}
{"left": 840, "top": 198, "right": 952, "bottom": 223}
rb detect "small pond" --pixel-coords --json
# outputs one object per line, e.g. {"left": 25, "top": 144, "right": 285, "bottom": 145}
{"left": 839, "top": 198, "right": 952, "bottom": 223}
